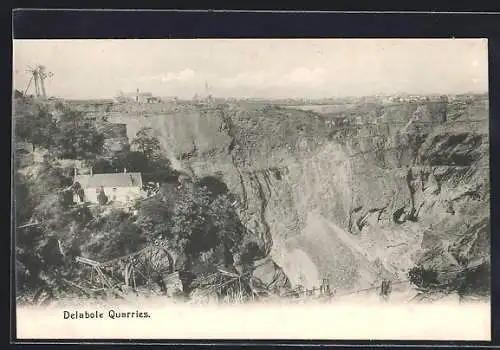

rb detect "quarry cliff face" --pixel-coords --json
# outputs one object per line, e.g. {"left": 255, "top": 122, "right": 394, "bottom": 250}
{"left": 111, "top": 98, "right": 490, "bottom": 293}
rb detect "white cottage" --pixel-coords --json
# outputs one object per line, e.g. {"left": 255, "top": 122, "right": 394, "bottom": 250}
{"left": 73, "top": 170, "right": 144, "bottom": 204}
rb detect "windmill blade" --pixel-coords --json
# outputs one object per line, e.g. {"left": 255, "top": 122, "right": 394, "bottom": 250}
{"left": 41, "top": 71, "right": 54, "bottom": 79}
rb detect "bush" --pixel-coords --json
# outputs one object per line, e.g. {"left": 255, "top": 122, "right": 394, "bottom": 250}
{"left": 408, "top": 266, "right": 438, "bottom": 289}
{"left": 134, "top": 175, "right": 245, "bottom": 273}
{"left": 83, "top": 209, "right": 147, "bottom": 261}
{"left": 87, "top": 149, "right": 175, "bottom": 183}
{"left": 169, "top": 180, "right": 244, "bottom": 261}
{"left": 86, "top": 157, "right": 115, "bottom": 173}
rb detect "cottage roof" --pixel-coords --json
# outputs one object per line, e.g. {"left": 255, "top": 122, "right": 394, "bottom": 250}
{"left": 74, "top": 172, "right": 143, "bottom": 189}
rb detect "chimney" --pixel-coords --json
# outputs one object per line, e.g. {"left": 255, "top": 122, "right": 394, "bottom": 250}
{"left": 74, "top": 168, "right": 77, "bottom": 177}
{"left": 90, "top": 167, "right": 93, "bottom": 176}
{"left": 124, "top": 168, "right": 127, "bottom": 174}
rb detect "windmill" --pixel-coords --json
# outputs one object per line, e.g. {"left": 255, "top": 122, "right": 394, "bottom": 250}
{"left": 24, "top": 65, "right": 54, "bottom": 99}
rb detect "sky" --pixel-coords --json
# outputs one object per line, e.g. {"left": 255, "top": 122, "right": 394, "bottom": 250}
{"left": 13, "top": 39, "right": 489, "bottom": 100}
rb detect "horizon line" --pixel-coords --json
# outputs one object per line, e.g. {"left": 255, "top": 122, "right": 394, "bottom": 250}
{"left": 36, "top": 91, "right": 489, "bottom": 102}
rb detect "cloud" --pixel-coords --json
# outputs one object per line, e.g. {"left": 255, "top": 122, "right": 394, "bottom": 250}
{"left": 164, "top": 68, "right": 195, "bottom": 82}
{"left": 279, "top": 67, "right": 327, "bottom": 87}
{"left": 217, "top": 67, "right": 328, "bottom": 90}
{"left": 219, "top": 71, "right": 275, "bottom": 88}
{"left": 138, "top": 68, "right": 195, "bottom": 83}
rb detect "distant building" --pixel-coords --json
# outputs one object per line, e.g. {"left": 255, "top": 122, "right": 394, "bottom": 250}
{"left": 162, "top": 96, "right": 178, "bottom": 102}
{"left": 146, "top": 96, "right": 162, "bottom": 103}
{"left": 134, "top": 89, "right": 153, "bottom": 103}
{"left": 114, "top": 94, "right": 134, "bottom": 103}
{"left": 73, "top": 170, "right": 144, "bottom": 204}
{"left": 114, "top": 90, "right": 157, "bottom": 104}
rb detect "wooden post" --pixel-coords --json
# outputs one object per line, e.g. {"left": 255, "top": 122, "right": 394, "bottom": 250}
{"left": 96, "top": 267, "right": 105, "bottom": 289}
{"left": 132, "top": 265, "right": 137, "bottom": 292}
{"left": 239, "top": 277, "right": 243, "bottom": 302}
{"left": 124, "top": 263, "right": 130, "bottom": 288}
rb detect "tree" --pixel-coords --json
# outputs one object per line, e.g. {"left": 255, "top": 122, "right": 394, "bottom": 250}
{"left": 167, "top": 178, "right": 244, "bottom": 268}
{"left": 111, "top": 151, "right": 150, "bottom": 173}
{"left": 15, "top": 106, "right": 57, "bottom": 152}
{"left": 15, "top": 181, "right": 79, "bottom": 296}
{"left": 134, "top": 175, "right": 245, "bottom": 273}
{"left": 110, "top": 148, "right": 174, "bottom": 182}
{"left": 14, "top": 172, "right": 34, "bottom": 225}
{"left": 86, "top": 157, "right": 115, "bottom": 173}
{"left": 131, "top": 127, "right": 161, "bottom": 161}
{"left": 52, "top": 110, "right": 105, "bottom": 160}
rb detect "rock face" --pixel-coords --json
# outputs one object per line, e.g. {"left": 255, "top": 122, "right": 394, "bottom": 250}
{"left": 112, "top": 96, "right": 490, "bottom": 295}
{"left": 250, "top": 257, "right": 292, "bottom": 296}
